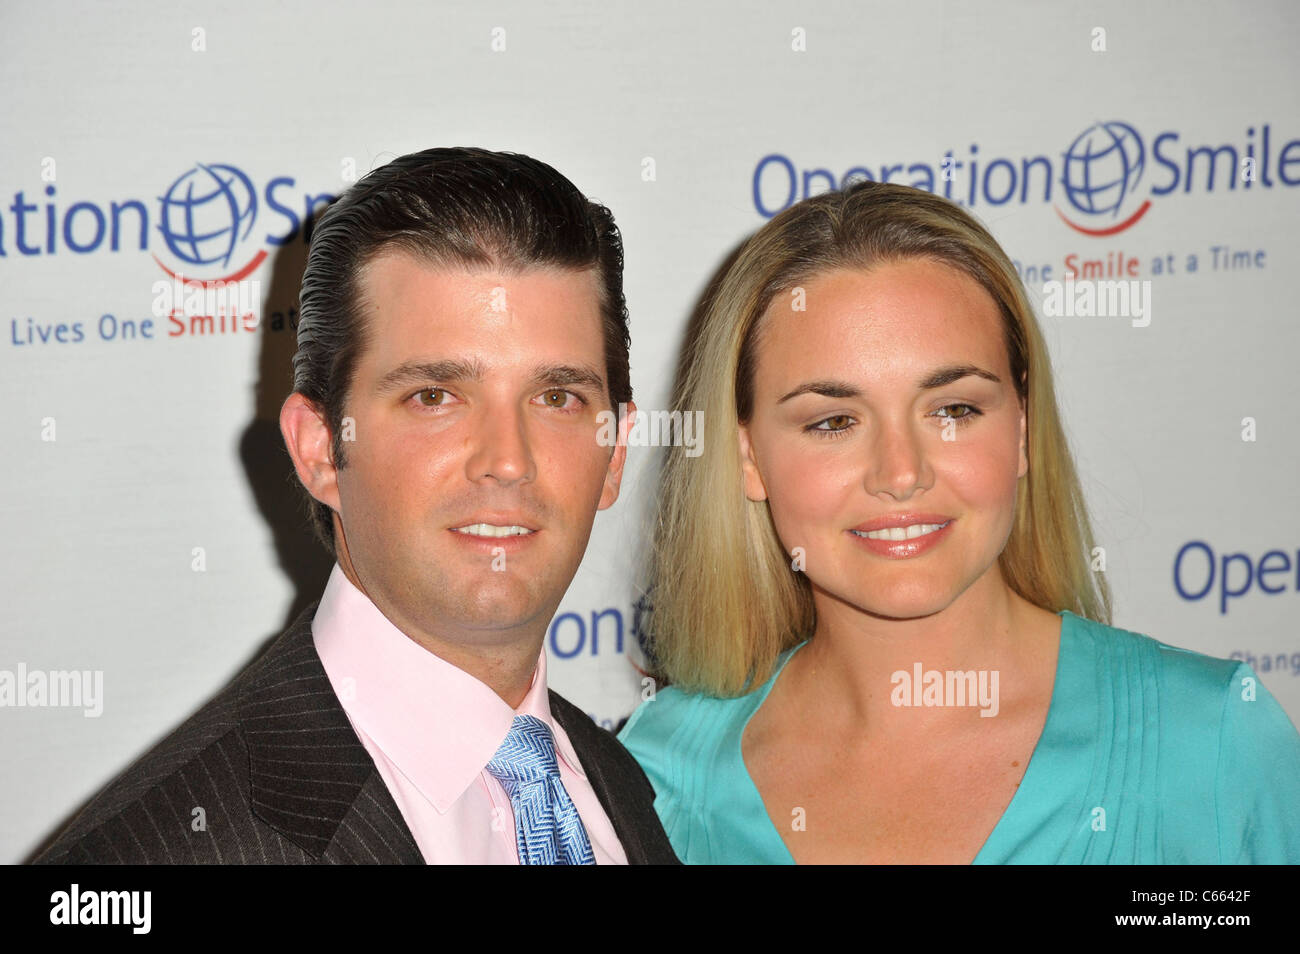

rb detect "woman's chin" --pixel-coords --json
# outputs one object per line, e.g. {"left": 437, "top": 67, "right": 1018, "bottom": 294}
{"left": 817, "top": 583, "right": 956, "bottom": 622}
{"left": 859, "top": 600, "right": 949, "bottom": 622}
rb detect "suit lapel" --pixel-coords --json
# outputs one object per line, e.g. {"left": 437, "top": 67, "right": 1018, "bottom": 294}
{"left": 239, "top": 602, "right": 422, "bottom": 863}
{"left": 550, "top": 689, "right": 650, "bottom": 864}
{"left": 237, "top": 603, "right": 667, "bottom": 864}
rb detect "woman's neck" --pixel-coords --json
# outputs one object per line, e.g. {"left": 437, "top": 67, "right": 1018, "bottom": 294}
{"left": 785, "top": 571, "right": 1055, "bottom": 734}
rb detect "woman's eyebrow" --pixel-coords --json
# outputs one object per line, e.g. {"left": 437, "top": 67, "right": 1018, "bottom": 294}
{"left": 777, "top": 380, "right": 861, "bottom": 404}
{"left": 777, "top": 365, "right": 1001, "bottom": 404}
{"left": 917, "top": 364, "right": 1002, "bottom": 389}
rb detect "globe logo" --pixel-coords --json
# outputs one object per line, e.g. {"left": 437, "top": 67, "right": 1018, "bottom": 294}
{"left": 157, "top": 163, "right": 258, "bottom": 269}
{"left": 1061, "top": 122, "right": 1145, "bottom": 219}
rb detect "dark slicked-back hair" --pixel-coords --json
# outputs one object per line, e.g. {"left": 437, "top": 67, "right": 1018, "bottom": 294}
{"left": 291, "top": 146, "right": 632, "bottom": 554}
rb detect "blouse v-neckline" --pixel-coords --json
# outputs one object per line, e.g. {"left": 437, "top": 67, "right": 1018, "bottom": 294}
{"left": 733, "top": 610, "right": 1075, "bottom": 864}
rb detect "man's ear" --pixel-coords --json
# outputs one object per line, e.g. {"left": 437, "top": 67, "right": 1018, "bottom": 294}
{"left": 597, "top": 400, "right": 636, "bottom": 511}
{"left": 738, "top": 421, "right": 768, "bottom": 502}
{"left": 280, "top": 392, "right": 342, "bottom": 512}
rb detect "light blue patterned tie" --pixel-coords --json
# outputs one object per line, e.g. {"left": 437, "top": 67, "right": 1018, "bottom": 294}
{"left": 486, "top": 715, "right": 596, "bottom": 865}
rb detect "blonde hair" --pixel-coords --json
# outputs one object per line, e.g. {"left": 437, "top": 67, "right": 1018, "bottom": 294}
{"left": 648, "top": 182, "right": 1112, "bottom": 697}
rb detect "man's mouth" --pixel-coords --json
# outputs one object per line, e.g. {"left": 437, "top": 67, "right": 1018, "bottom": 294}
{"left": 451, "top": 523, "right": 537, "bottom": 538}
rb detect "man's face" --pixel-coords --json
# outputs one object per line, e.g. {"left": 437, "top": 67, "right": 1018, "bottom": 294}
{"left": 326, "top": 252, "right": 628, "bottom": 649}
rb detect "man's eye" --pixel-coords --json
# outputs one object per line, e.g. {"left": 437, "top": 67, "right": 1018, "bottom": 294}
{"left": 537, "top": 389, "right": 581, "bottom": 409}
{"left": 414, "top": 388, "right": 451, "bottom": 407}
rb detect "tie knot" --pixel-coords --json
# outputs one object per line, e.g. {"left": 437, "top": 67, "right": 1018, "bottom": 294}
{"left": 486, "top": 715, "right": 561, "bottom": 789}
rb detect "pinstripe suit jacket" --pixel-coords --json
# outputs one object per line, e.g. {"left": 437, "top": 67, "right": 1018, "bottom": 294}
{"left": 33, "top": 601, "right": 679, "bottom": 865}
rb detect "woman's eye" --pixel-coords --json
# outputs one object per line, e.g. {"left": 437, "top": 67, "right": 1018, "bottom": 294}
{"left": 809, "top": 414, "right": 855, "bottom": 434}
{"left": 935, "top": 403, "right": 981, "bottom": 423}
{"left": 414, "top": 387, "right": 452, "bottom": 407}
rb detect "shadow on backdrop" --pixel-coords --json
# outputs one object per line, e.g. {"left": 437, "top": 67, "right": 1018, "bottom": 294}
{"left": 26, "top": 202, "right": 337, "bottom": 862}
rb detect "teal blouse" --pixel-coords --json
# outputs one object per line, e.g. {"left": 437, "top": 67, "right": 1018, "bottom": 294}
{"left": 618, "top": 611, "right": 1300, "bottom": 863}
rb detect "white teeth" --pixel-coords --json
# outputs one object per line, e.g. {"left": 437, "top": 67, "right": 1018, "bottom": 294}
{"left": 854, "top": 522, "right": 948, "bottom": 541}
{"left": 453, "top": 524, "right": 534, "bottom": 538}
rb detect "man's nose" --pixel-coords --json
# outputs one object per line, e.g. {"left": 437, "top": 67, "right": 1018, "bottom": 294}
{"left": 464, "top": 401, "right": 536, "bottom": 485}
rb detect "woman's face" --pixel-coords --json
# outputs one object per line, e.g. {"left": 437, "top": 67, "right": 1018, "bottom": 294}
{"left": 738, "top": 258, "right": 1027, "bottom": 621}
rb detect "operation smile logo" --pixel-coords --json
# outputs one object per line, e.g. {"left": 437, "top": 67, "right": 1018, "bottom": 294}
{"left": 153, "top": 162, "right": 275, "bottom": 285}
{"left": 4, "top": 161, "right": 334, "bottom": 347}
{"left": 753, "top": 119, "right": 1300, "bottom": 236}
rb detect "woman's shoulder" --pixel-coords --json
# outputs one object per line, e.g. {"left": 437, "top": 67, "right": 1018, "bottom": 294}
{"left": 617, "top": 656, "right": 801, "bottom": 864}
{"left": 1059, "top": 609, "right": 1297, "bottom": 747}
{"left": 1061, "top": 609, "right": 1250, "bottom": 696}
{"left": 616, "top": 683, "right": 755, "bottom": 843}
{"left": 617, "top": 680, "right": 763, "bottom": 763}
{"left": 1059, "top": 610, "right": 1300, "bottom": 861}
{"left": 619, "top": 646, "right": 801, "bottom": 751}
{"left": 618, "top": 650, "right": 797, "bottom": 793}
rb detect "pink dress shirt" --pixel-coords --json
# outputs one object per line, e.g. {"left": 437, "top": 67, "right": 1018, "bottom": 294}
{"left": 311, "top": 563, "right": 628, "bottom": 864}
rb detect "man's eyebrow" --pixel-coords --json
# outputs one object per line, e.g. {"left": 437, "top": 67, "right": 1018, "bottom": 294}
{"left": 374, "top": 359, "right": 607, "bottom": 395}
{"left": 776, "top": 365, "right": 1001, "bottom": 404}
{"left": 527, "top": 364, "right": 607, "bottom": 394}
{"left": 375, "top": 359, "right": 486, "bottom": 395}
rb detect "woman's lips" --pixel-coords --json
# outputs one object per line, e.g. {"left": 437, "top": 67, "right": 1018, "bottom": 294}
{"left": 847, "top": 519, "right": 954, "bottom": 558}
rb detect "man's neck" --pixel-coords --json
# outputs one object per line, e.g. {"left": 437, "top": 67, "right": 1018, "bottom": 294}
{"left": 400, "top": 631, "right": 542, "bottom": 710}
{"left": 336, "top": 558, "right": 544, "bottom": 709}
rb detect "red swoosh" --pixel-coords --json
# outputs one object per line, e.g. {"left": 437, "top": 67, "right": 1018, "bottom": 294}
{"left": 153, "top": 249, "right": 268, "bottom": 285}
{"left": 1055, "top": 200, "right": 1151, "bottom": 236}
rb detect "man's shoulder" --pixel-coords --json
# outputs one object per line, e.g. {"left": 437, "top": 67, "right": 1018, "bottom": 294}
{"left": 33, "top": 605, "right": 325, "bottom": 865}
{"left": 34, "top": 677, "right": 254, "bottom": 863}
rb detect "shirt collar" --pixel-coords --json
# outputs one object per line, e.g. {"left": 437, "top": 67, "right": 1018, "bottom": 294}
{"left": 311, "top": 563, "right": 584, "bottom": 812}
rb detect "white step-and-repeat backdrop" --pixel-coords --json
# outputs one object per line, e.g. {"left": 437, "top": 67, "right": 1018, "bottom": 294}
{"left": 2, "top": 0, "right": 1297, "bottom": 863}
